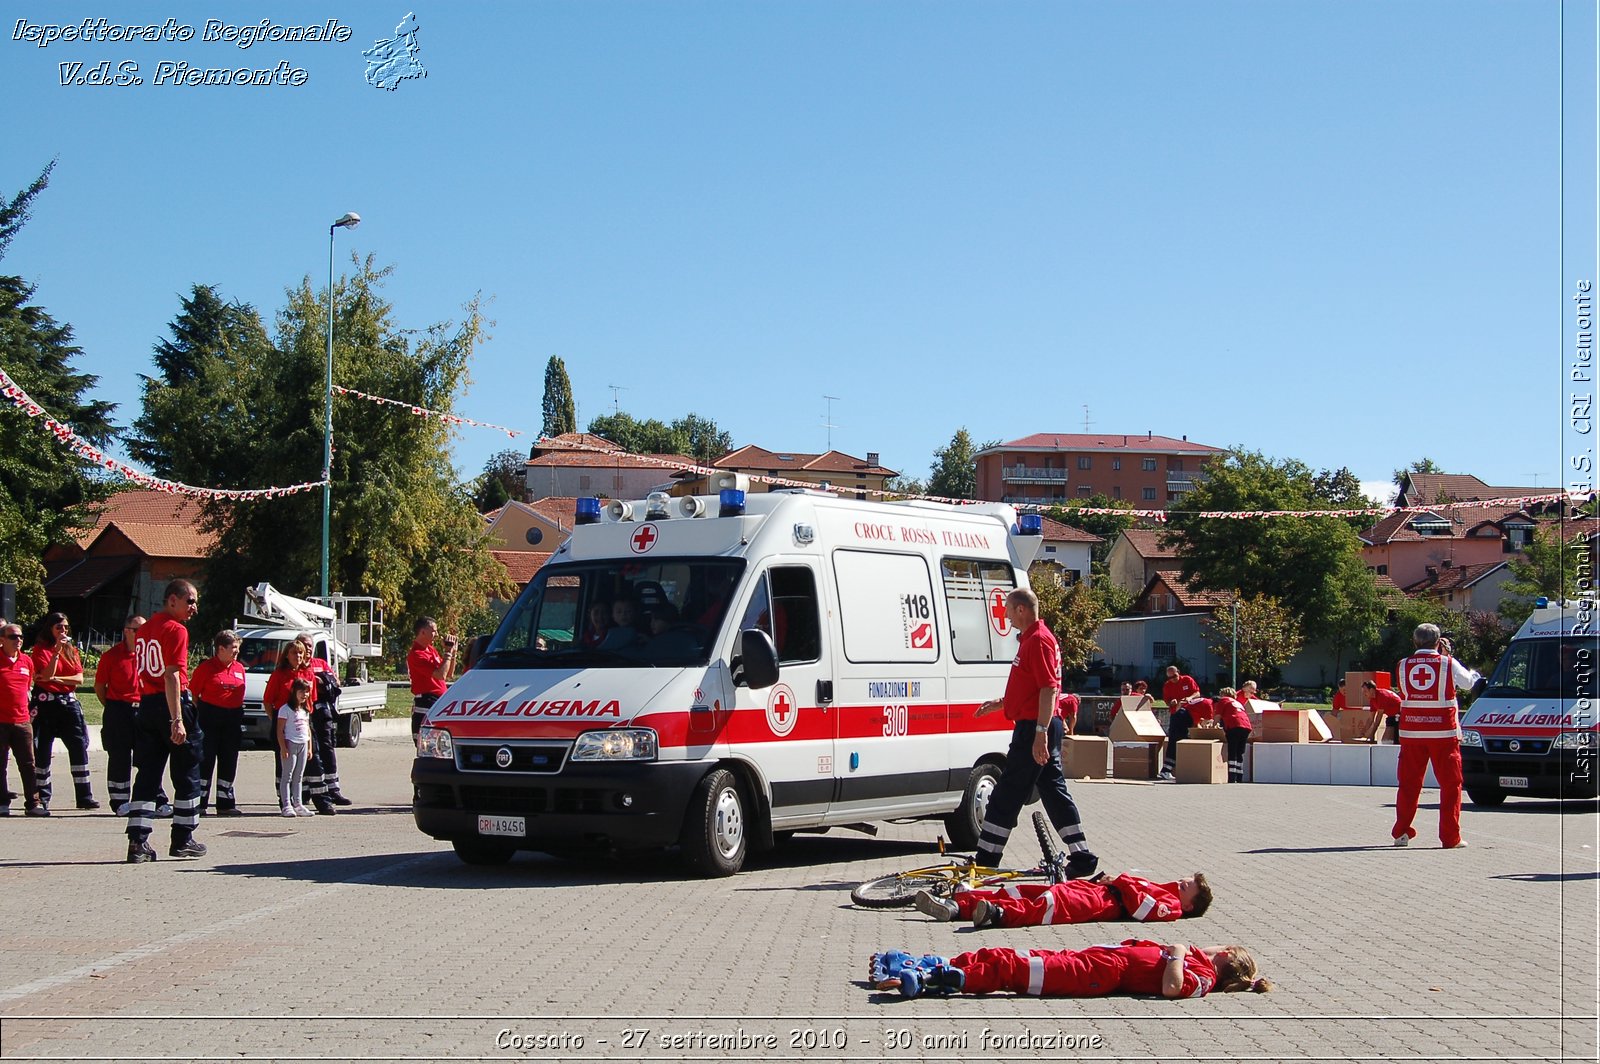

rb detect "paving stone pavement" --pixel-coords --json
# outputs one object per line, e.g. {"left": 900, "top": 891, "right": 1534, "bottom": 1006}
{"left": 1, "top": 725, "right": 1596, "bottom": 1062}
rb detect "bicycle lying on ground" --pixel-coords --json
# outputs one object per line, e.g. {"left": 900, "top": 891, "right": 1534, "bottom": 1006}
{"left": 851, "top": 812, "right": 1069, "bottom": 908}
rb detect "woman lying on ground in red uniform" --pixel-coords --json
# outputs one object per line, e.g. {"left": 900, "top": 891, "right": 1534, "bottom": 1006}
{"left": 912, "top": 871, "right": 1211, "bottom": 928}
{"left": 869, "top": 940, "right": 1273, "bottom": 999}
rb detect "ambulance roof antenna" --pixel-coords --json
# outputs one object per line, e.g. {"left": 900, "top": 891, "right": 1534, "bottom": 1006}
{"left": 823, "top": 394, "right": 841, "bottom": 451}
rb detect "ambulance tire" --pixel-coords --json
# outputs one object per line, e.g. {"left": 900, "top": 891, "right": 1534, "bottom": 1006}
{"left": 681, "top": 768, "right": 748, "bottom": 877}
{"left": 452, "top": 839, "right": 517, "bottom": 865}
{"left": 944, "top": 762, "right": 1001, "bottom": 851}
{"left": 1466, "top": 784, "right": 1506, "bottom": 807}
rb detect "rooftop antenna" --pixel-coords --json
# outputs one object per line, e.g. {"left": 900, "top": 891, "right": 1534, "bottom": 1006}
{"left": 1082, "top": 405, "right": 1092, "bottom": 433}
{"left": 823, "top": 394, "right": 841, "bottom": 451}
{"left": 1525, "top": 473, "right": 1541, "bottom": 488}
{"left": 606, "top": 384, "right": 628, "bottom": 416}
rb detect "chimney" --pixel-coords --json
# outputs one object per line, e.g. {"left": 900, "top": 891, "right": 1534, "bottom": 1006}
{"left": 1425, "top": 565, "right": 1439, "bottom": 580}
{"left": 1147, "top": 430, "right": 1152, "bottom": 439}
{"left": 866, "top": 452, "right": 879, "bottom": 466}
{"left": 1440, "top": 559, "right": 1453, "bottom": 569}
{"left": 1182, "top": 434, "right": 1187, "bottom": 441}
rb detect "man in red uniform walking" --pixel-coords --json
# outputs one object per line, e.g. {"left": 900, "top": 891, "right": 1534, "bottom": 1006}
{"left": 126, "top": 580, "right": 207, "bottom": 863}
{"left": 1391, "top": 624, "right": 1483, "bottom": 849}
{"left": 95, "top": 616, "right": 171, "bottom": 818}
{"left": 0, "top": 622, "right": 47, "bottom": 816}
{"left": 971, "top": 588, "right": 1098, "bottom": 878}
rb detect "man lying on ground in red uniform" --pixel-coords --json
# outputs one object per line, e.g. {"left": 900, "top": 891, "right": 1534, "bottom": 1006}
{"left": 911, "top": 871, "right": 1212, "bottom": 928}
{"left": 868, "top": 940, "right": 1273, "bottom": 998}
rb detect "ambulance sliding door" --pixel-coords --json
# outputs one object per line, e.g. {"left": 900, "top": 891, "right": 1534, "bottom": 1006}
{"left": 942, "top": 557, "right": 1018, "bottom": 768}
{"left": 829, "top": 549, "right": 949, "bottom": 819}
{"left": 732, "top": 562, "right": 833, "bottom": 826}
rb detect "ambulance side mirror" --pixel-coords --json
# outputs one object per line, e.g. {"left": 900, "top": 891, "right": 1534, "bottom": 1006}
{"left": 735, "top": 628, "right": 780, "bottom": 690}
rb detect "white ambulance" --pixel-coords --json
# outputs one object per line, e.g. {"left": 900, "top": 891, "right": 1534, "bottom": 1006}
{"left": 412, "top": 481, "right": 1047, "bottom": 874}
{"left": 1459, "top": 599, "right": 1599, "bottom": 805}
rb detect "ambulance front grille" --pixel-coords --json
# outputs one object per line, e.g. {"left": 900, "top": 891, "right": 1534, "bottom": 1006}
{"left": 460, "top": 786, "right": 609, "bottom": 815}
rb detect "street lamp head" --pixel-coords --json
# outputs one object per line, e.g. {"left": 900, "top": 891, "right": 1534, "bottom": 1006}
{"left": 332, "top": 212, "right": 361, "bottom": 230}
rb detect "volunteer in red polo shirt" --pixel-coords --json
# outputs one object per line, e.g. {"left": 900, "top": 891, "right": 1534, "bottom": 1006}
{"left": 1158, "top": 665, "right": 1203, "bottom": 781}
{"left": 126, "top": 579, "right": 207, "bottom": 863}
{"left": 95, "top": 615, "right": 170, "bottom": 818}
{"left": 970, "top": 588, "right": 1099, "bottom": 878}
{"left": 1365, "top": 679, "right": 1403, "bottom": 744}
{"left": 408, "top": 616, "right": 457, "bottom": 742}
{"left": 30, "top": 611, "right": 98, "bottom": 809}
{"left": 0, "top": 622, "right": 46, "bottom": 816}
{"left": 192, "top": 630, "right": 247, "bottom": 816}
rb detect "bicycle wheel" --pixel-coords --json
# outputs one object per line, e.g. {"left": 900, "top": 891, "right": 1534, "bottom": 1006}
{"left": 851, "top": 867, "right": 959, "bottom": 908}
{"left": 1032, "top": 811, "right": 1071, "bottom": 884}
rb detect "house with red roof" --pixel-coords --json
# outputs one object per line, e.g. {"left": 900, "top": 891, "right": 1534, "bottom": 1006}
{"left": 1105, "top": 528, "right": 1182, "bottom": 596}
{"left": 670, "top": 445, "right": 898, "bottom": 499}
{"left": 1393, "top": 472, "right": 1542, "bottom": 508}
{"left": 1359, "top": 506, "right": 1537, "bottom": 589}
{"left": 1400, "top": 560, "right": 1514, "bottom": 614}
{"left": 975, "top": 432, "right": 1225, "bottom": 507}
{"left": 42, "top": 490, "right": 216, "bottom": 643}
{"left": 523, "top": 433, "right": 690, "bottom": 500}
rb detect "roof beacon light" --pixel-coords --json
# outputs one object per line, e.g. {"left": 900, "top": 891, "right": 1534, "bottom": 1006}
{"left": 574, "top": 497, "right": 602, "bottom": 526}
{"left": 1535, "top": 597, "right": 1550, "bottom": 609}
{"left": 1018, "top": 513, "right": 1043, "bottom": 536}
{"left": 606, "top": 499, "right": 635, "bottom": 522}
{"left": 719, "top": 488, "right": 747, "bottom": 518}
{"left": 645, "top": 492, "right": 671, "bottom": 520}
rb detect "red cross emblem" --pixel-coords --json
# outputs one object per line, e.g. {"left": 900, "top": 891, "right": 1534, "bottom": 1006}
{"left": 629, "top": 523, "right": 659, "bottom": 554}
{"left": 1408, "top": 661, "right": 1437, "bottom": 690}
{"left": 766, "top": 683, "right": 798, "bottom": 736}
{"left": 990, "top": 588, "right": 1011, "bottom": 636}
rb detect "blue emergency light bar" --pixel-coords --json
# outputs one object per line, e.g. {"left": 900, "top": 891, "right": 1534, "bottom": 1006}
{"left": 1017, "top": 513, "right": 1042, "bottom": 536}
{"left": 575, "top": 497, "right": 602, "bottom": 525}
{"left": 719, "top": 488, "right": 746, "bottom": 518}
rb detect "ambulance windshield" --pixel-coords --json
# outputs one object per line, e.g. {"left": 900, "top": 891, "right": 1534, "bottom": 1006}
{"left": 1484, "top": 637, "right": 1598, "bottom": 699}
{"left": 480, "top": 558, "right": 746, "bottom": 668}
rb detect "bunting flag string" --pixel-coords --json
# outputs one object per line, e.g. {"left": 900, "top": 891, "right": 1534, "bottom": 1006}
{"left": 333, "top": 385, "right": 522, "bottom": 438}
{"left": 0, "top": 368, "right": 327, "bottom": 501}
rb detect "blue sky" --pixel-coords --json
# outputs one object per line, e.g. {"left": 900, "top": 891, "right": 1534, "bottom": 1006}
{"left": 4, "top": 2, "right": 1595, "bottom": 504}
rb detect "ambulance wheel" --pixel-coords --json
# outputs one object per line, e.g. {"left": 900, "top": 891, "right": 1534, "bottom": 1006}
{"left": 336, "top": 713, "right": 362, "bottom": 748}
{"left": 452, "top": 839, "right": 516, "bottom": 865}
{"left": 944, "top": 762, "right": 1000, "bottom": 851}
{"left": 681, "top": 768, "right": 748, "bottom": 877}
{"left": 1466, "top": 785, "right": 1506, "bottom": 807}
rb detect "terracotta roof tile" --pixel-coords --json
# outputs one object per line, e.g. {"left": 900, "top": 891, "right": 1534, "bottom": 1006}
{"left": 1120, "top": 528, "right": 1180, "bottom": 559}
{"left": 490, "top": 550, "right": 552, "bottom": 585}
{"left": 1037, "top": 517, "right": 1101, "bottom": 544}
{"left": 1401, "top": 561, "right": 1509, "bottom": 595}
{"left": 103, "top": 521, "right": 215, "bottom": 558}
{"left": 75, "top": 490, "right": 209, "bottom": 548}
{"left": 711, "top": 445, "right": 896, "bottom": 477}
{"left": 528, "top": 450, "right": 691, "bottom": 470}
{"left": 1399, "top": 473, "right": 1541, "bottom": 505}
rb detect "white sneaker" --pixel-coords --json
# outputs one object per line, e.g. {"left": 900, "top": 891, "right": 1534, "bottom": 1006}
{"left": 1393, "top": 834, "right": 1409, "bottom": 847}
{"left": 294, "top": 805, "right": 316, "bottom": 817}
{"left": 913, "top": 890, "right": 958, "bottom": 921}
{"left": 281, "top": 806, "right": 296, "bottom": 818}
{"left": 1449, "top": 840, "right": 1468, "bottom": 849}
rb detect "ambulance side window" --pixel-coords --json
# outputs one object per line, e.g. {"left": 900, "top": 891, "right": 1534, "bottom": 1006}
{"left": 739, "top": 568, "right": 820, "bottom": 665}
{"left": 941, "top": 557, "right": 1017, "bottom": 663}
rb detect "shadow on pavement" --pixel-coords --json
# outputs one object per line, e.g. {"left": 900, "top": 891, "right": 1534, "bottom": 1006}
{"left": 1490, "top": 870, "right": 1600, "bottom": 883}
{"left": 1242, "top": 845, "right": 1415, "bottom": 854}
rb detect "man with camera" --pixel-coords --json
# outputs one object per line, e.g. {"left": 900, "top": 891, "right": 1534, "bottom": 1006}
{"left": 1391, "top": 625, "right": 1484, "bottom": 850}
{"left": 407, "top": 617, "right": 457, "bottom": 742}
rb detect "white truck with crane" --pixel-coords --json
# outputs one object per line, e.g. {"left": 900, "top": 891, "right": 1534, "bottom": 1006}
{"left": 234, "top": 583, "right": 389, "bottom": 748}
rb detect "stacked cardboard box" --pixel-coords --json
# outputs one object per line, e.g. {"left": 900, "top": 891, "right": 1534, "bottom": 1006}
{"left": 1109, "top": 709, "right": 1165, "bottom": 780}
{"left": 1175, "top": 738, "right": 1226, "bottom": 783}
{"left": 1063, "top": 735, "right": 1110, "bottom": 779}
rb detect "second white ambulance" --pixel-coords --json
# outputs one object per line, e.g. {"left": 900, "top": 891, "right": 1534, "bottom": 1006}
{"left": 412, "top": 481, "right": 1049, "bottom": 875}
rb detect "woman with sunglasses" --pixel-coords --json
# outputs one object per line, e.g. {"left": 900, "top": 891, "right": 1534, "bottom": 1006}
{"left": 30, "top": 612, "right": 98, "bottom": 810}
{"left": 0, "top": 622, "right": 47, "bottom": 816}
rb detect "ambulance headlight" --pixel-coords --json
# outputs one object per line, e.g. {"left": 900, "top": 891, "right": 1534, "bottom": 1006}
{"left": 1555, "top": 731, "right": 1598, "bottom": 749}
{"left": 416, "top": 726, "right": 454, "bottom": 760}
{"left": 1459, "top": 729, "right": 1482, "bottom": 747}
{"left": 571, "top": 728, "right": 658, "bottom": 761}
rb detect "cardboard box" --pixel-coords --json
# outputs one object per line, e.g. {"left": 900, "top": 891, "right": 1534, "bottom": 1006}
{"left": 1337, "top": 709, "right": 1384, "bottom": 743}
{"left": 1112, "top": 741, "right": 1163, "bottom": 780}
{"left": 1109, "top": 708, "right": 1166, "bottom": 744}
{"left": 1258, "top": 708, "right": 1309, "bottom": 744}
{"left": 1307, "top": 709, "right": 1333, "bottom": 743}
{"left": 1063, "top": 735, "right": 1110, "bottom": 779}
{"left": 1175, "top": 738, "right": 1226, "bottom": 783}
{"left": 1342, "top": 671, "right": 1393, "bottom": 708}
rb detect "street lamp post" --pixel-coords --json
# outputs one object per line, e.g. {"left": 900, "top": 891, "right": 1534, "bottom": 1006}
{"left": 323, "top": 211, "right": 360, "bottom": 600}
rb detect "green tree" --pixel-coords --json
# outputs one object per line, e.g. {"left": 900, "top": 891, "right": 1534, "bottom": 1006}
{"left": 135, "top": 257, "right": 512, "bottom": 640}
{"left": 584, "top": 410, "right": 731, "bottom": 463}
{"left": 1314, "top": 554, "right": 1389, "bottom": 675}
{"left": 0, "top": 164, "right": 116, "bottom": 620}
{"left": 1367, "top": 595, "right": 1449, "bottom": 674}
{"left": 929, "top": 428, "right": 978, "bottom": 500}
{"left": 540, "top": 356, "right": 576, "bottom": 438}
{"left": 1392, "top": 457, "right": 1442, "bottom": 490}
{"left": 1500, "top": 524, "right": 1579, "bottom": 626}
{"left": 473, "top": 447, "right": 527, "bottom": 512}
{"left": 1205, "top": 594, "right": 1304, "bottom": 687}
{"left": 127, "top": 284, "right": 275, "bottom": 486}
{"left": 1165, "top": 449, "right": 1368, "bottom": 643}
{"left": 673, "top": 413, "right": 732, "bottom": 464}
{"left": 883, "top": 475, "right": 926, "bottom": 498}
{"left": 1030, "top": 562, "right": 1105, "bottom": 673}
